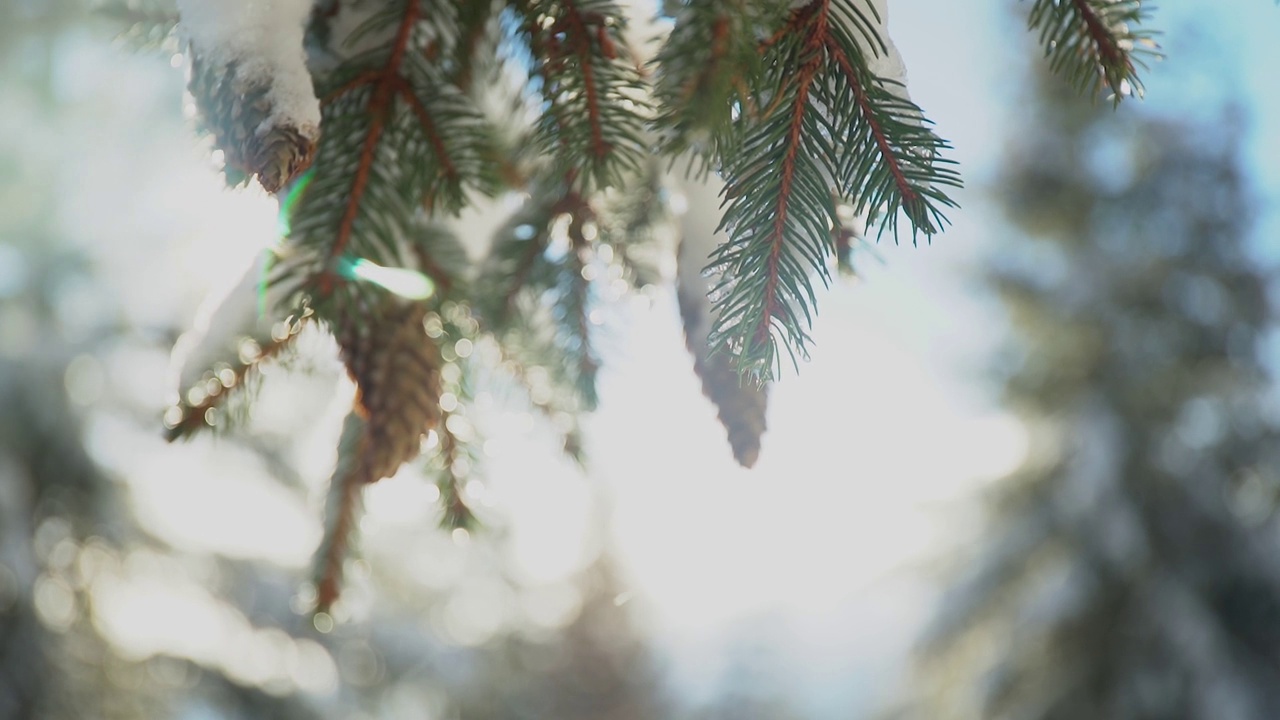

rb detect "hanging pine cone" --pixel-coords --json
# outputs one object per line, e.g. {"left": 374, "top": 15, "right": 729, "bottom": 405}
{"left": 187, "top": 54, "right": 319, "bottom": 193}
{"left": 677, "top": 278, "right": 769, "bottom": 468}
{"left": 336, "top": 299, "right": 444, "bottom": 484}
{"left": 673, "top": 169, "right": 770, "bottom": 468}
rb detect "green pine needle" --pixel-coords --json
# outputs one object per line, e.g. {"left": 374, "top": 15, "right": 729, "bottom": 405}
{"left": 707, "top": 0, "right": 960, "bottom": 381}
{"left": 1026, "top": 0, "right": 1160, "bottom": 104}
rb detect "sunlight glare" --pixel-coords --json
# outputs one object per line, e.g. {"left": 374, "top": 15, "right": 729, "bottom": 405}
{"left": 337, "top": 256, "right": 435, "bottom": 300}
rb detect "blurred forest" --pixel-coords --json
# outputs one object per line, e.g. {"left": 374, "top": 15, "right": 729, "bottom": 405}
{"left": 4, "top": 1, "right": 1280, "bottom": 720}
{"left": 888, "top": 36, "right": 1280, "bottom": 720}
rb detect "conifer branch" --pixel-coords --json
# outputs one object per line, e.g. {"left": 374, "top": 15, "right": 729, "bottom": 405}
{"left": 432, "top": 411, "right": 478, "bottom": 530}
{"left": 494, "top": 344, "right": 588, "bottom": 465}
{"left": 163, "top": 315, "right": 310, "bottom": 441}
{"left": 320, "top": 70, "right": 381, "bottom": 106}
{"left": 409, "top": 243, "right": 456, "bottom": 296}
{"left": 475, "top": 177, "right": 601, "bottom": 410}
{"left": 510, "top": 0, "right": 647, "bottom": 189}
{"left": 274, "top": 0, "right": 487, "bottom": 315}
{"left": 652, "top": 0, "right": 780, "bottom": 165}
{"left": 828, "top": 41, "right": 913, "bottom": 204}
{"left": 421, "top": 305, "right": 485, "bottom": 529}
{"left": 314, "top": 471, "right": 360, "bottom": 614}
{"left": 397, "top": 82, "right": 459, "bottom": 187}
{"left": 596, "top": 162, "right": 668, "bottom": 289}
{"left": 1026, "top": 0, "right": 1158, "bottom": 102}
{"left": 313, "top": 412, "right": 366, "bottom": 614}
{"left": 328, "top": 3, "right": 419, "bottom": 268}
{"left": 708, "top": 0, "right": 959, "bottom": 380}
{"left": 499, "top": 227, "right": 553, "bottom": 320}
{"left": 566, "top": 231, "right": 601, "bottom": 408}
{"left": 450, "top": 0, "right": 499, "bottom": 90}
{"left": 824, "top": 32, "right": 958, "bottom": 237}
{"left": 566, "top": 10, "right": 609, "bottom": 160}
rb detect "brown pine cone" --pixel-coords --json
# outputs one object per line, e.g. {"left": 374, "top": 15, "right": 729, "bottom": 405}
{"left": 187, "top": 54, "right": 318, "bottom": 193}
{"left": 676, "top": 280, "right": 768, "bottom": 468}
{"left": 337, "top": 300, "right": 443, "bottom": 483}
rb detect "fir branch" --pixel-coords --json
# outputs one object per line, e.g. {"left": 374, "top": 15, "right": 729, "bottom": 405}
{"left": 163, "top": 314, "right": 310, "bottom": 441}
{"left": 475, "top": 182, "right": 561, "bottom": 322}
{"left": 709, "top": 0, "right": 959, "bottom": 380}
{"left": 400, "top": 47, "right": 493, "bottom": 208}
{"left": 652, "top": 0, "right": 784, "bottom": 164}
{"left": 539, "top": 188, "right": 605, "bottom": 407}
{"left": 564, "top": 226, "right": 601, "bottom": 408}
{"left": 596, "top": 162, "right": 669, "bottom": 289}
{"left": 450, "top": 0, "right": 500, "bottom": 91}
{"left": 400, "top": 85, "right": 459, "bottom": 190}
{"left": 509, "top": 0, "right": 648, "bottom": 189}
{"left": 431, "top": 410, "right": 479, "bottom": 530}
{"left": 408, "top": 222, "right": 471, "bottom": 297}
{"left": 478, "top": 184, "right": 603, "bottom": 410}
{"left": 278, "top": 0, "right": 488, "bottom": 314}
{"left": 1026, "top": 0, "right": 1159, "bottom": 102}
{"left": 329, "top": 2, "right": 418, "bottom": 265}
{"left": 313, "top": 411, "right": 366, "bottom": 614}
{"left": 423, "top": 306, "right": 483, "bottom": 529}
{"left": 823, "top": 6, "right": 960, "bottom": 238}
{"left": 493, "top": 340, "right": 588, "bottom": 465}
{"left": 710, "top": 3, "right": 828, "bottom": 379}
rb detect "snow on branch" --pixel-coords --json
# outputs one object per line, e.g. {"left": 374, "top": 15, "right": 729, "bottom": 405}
{"left": 178, "top": 0, "right": 321, "bottom": 192}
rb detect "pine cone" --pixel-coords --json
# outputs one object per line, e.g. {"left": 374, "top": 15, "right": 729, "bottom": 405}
{"left": 677, "top": 279, "right": 769, "bottom": 468}
{"left": 188, "top": 54, "right": 318, "bottom": 193}
{"left": 337, "top": 300, "right": 443, "bottom": 483}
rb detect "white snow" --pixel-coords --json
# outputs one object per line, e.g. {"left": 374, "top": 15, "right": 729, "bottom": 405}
{"left": 670, "top": 166, "right": 728, "bottom": 348}
{"left": 859, "top": 0, "right": 909, "bottom": 93}
{"left": 787, "top": 0, "right": 910, "bottom": 96}
{"left": 170, "top": 248, "right": 296, "bottom": 394}
{"left": 177, "top": 0, "right": 321, "bottom": 136}
{"left": 309, "top": 0, "right": 400, "bottom": 70}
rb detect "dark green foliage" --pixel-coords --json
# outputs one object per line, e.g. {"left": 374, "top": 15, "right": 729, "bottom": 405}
{"left": 275, "top": 0, "right": 491, "bottom": 322}
{"left": 507, "top": 0, "right": 649, "bottom": 190}
{"left": 475, "top": 176, "right": 604, "bottom": 414}
{"left": 112, "top": 0, "right": 1169, "bottom": 383}
{"left": 135, "top": 0, "right": 1175, "bottom": 606}
{"left": 651, "top": 0, "right": 784, "bottom": 167}
{"left": 701, "top": 0, "right": 960, "bottom": 380}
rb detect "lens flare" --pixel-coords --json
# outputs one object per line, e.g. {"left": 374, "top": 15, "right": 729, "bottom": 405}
{"left": 276, "top": 168, "right": 316, "bottom": 239}
{"left": 336, "top": 257, "right": 435, "bottom": 300}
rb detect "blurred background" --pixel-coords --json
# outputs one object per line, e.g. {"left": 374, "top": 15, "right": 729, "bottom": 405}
{"left": 4, "top": 1, "right": 1280, "bottom": 718}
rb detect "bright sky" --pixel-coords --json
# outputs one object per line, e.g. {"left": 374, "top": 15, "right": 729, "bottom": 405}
{"left": 42, "top": 1, "right": 1280, "bottom": 718}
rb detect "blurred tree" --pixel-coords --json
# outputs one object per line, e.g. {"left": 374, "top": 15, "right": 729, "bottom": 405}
{"left": 0, "top": 2, "right": 158, "bottom": 717}
{"left": 691, "top": 615, "right": 805, "bottom": 720}
{"left": 887, "top": 42, "right": 1280, "bottom": 720}
{"left": 455, "top": 556, "right": 671, "bottom": 720}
